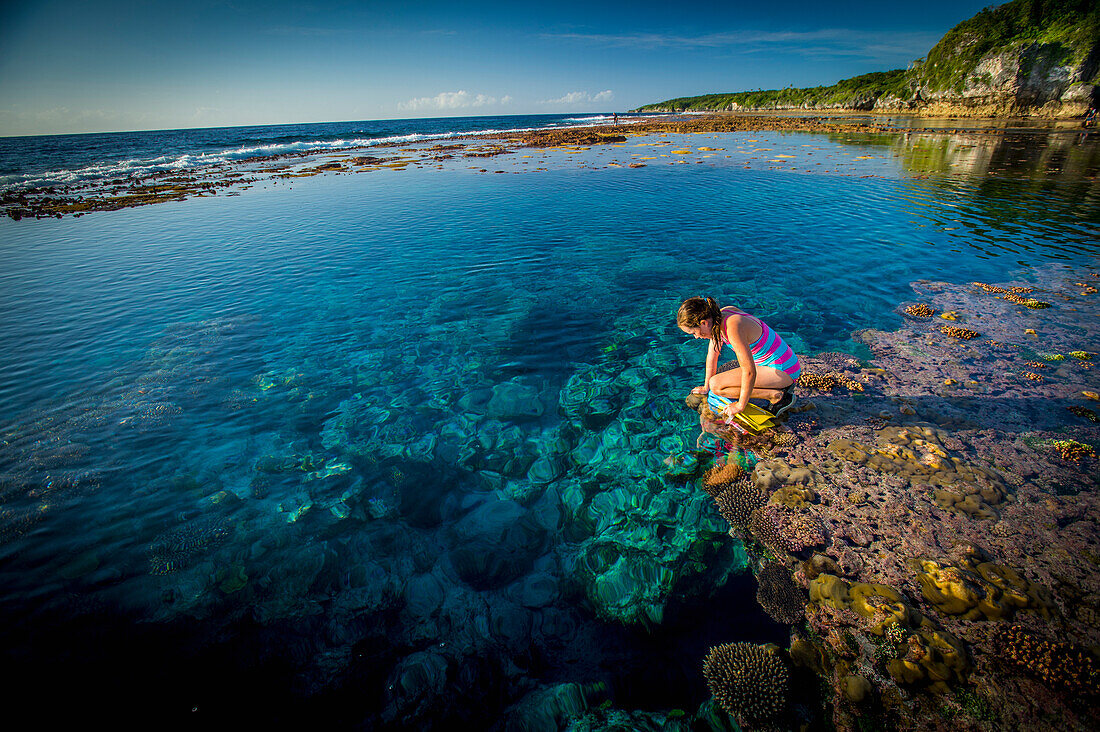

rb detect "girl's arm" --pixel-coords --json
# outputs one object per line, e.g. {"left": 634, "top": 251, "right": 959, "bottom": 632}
{"left": 725, "top": 315, "right": 757, "bottom": 416}
{"left": 693, "top": 338, "right": 720, "bottom": 393}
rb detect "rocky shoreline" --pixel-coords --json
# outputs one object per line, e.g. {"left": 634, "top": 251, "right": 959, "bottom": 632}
{"left": 8, "top": 113, "right": 1089, "bottom": 222}
{"left": 650, "top": 266, "right": 1099, "bottom": 730}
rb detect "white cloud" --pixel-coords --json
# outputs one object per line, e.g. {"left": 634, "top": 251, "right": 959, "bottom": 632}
{"left": 539, "top": 89, "right": 614, "bottom": 105}
{"left": 398, "top": 90, "right": 509, "bottom": 112}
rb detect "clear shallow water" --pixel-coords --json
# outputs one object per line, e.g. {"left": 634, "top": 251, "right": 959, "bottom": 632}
{"left": 1, "top": 124, "right": 1099, "bottom": 725}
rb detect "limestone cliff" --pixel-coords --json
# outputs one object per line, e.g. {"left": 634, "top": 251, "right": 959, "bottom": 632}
{"left": 638, "top": 0, "right": 1100, "bottom": 118}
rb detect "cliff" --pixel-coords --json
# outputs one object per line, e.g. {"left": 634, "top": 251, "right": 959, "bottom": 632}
{"left": 637, "top": 0, "right": 1100, "bottom": 118}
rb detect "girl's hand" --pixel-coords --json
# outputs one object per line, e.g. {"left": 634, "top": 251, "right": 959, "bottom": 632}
{"left": 691, "top": 385, "right": 709, "bottom": 395}
{"left": 722, "top": 402, "right": 745, "bottom": 423}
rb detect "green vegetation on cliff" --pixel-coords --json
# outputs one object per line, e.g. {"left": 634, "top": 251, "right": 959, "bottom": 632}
{"left": 917, "top": 0, "right": 1100, "bottom": 93}
{"left": 651, "top": 70, "right": 911, "bottom": 112}
{"left": 637, "top": 0, "right": 1100, "bottom": 113}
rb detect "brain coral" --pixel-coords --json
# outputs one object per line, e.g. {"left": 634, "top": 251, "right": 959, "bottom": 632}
{"left": 755, "top": 562, "right": 807, "bottom": 625}
{"left": 702, "top": 642, "right": 788, "bottom": 725}
{"left": 914, "top": 555, "right": 1053, "bottom": 621}
{"left": 885, "top": 628, "right": 970, "bottom": 691}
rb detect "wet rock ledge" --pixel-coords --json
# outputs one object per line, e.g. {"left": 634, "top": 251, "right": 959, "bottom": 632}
{"left": 598, "top": 265, "right": 1099, "bottom": 731}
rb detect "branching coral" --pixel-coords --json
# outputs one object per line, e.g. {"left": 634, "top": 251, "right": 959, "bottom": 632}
{"left": 1067, "top": 406, "right": 1098, "bottom": 422}
{"left": 702, "top": 642, "right": 788, "bottom": 725}
{"left": 972, "top": 282, "right": 1032, "bottom": 294}
{"left": 713, "top": 478, "right": 764, "bottom": 529}
{"left": 940, "top": 325, "right": 979, "bottom": 340}
{"left": 992, "top": 625, "right": 1100, "bottom": 696}
{"left": 798, "top": 371, "right": 864, "bottom": 393}
{"left": 904, "top": 303, "right": 935, "bottom": 318}
{"left": 1052, "top": 439, "right": 1096, "bottom": 462}
{"left": 756, "top": 562, "right": 807, "bottom": 625}
{"left": 749, "top": 503, "right": 825, "bottom": 554}
{"left": 1002, "top": 294, "right": 1050, "bottom": 308}
{"left": 701, "top": 461, "right": 744, "bottom": 498}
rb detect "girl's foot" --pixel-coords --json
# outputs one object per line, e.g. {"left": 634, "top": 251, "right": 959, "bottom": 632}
{"left": 769, "top": 386, "right": 797, "bottom": 417}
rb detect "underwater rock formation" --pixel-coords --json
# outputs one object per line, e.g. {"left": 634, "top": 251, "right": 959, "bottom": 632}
{"left": 447, "top": 498, "right": 548, "bottom": 590}
{"left": 147, "top": 518, "right": 232, "bottom": 575}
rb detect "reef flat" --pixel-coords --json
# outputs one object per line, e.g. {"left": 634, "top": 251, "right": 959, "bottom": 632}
{"left": 8, "top": 113, "right": 1089, "bottom": 221}
{"left": 674, "top": 265, "right": 1100, "bottom": 730}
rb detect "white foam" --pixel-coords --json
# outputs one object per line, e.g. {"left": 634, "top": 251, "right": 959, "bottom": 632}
{"left": 0, "top": 117, "right": 649, "bottom": 193}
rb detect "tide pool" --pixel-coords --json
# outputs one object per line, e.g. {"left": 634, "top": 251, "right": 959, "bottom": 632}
{"left": 0, "top": 125, "right": 1097, "bottom": 726}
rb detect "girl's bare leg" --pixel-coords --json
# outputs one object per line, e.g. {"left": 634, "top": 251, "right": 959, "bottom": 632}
{"left": 708, "top": 365, "right": 793, "bottom": 405}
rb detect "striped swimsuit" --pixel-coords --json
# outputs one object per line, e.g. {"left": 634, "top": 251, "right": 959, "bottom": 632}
{"left": 719, "top": 307, "right": 802, "bottom": 380}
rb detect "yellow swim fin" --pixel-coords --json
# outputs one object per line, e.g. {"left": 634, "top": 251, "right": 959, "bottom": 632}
{"left": 734, "top": 403, "right": 777, "bottom": 432}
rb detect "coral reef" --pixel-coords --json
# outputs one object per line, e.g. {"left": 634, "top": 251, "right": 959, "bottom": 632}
{"left": 798, "top": 371, "right": 865, "bottom": 392}
{"left": 904, "top": 303, "right": 935, "bottom": 318}
{"left": 1002, "top": 294, "right": 1050, "bottom": 308}
{"left": 713, "top": 478, "right": 764, "bottom": 529}
{"left": 702, "top": 642, "right": 788, "bottom": 725}
{"left": 749, "top": 503, "right": 826, "bottom": 554}
{"left": 701, "top": 462, "right": 744, "bottom": 498}
{"left": 940, "top": 325, "right": 979, "bottom": 339}
{"left": 1052, "top": 439, "right": 1096, "bottom": 462}
{"left": 913, "top": 552, "right": 1053, "bottom": 621}
{"left": 755, "top": 562, "right": 807, "bottom": 625}
{"left": 991, "top": 625, "right": 1100, "bottom": 697}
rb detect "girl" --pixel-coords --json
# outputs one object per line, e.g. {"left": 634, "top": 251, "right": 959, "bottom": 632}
{"left": 677, "top": 296, "right": 801, "bottom": 420}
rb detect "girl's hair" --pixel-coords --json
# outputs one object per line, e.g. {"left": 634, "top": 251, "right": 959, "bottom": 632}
{"left": 677, "top": 296, "right": 724, "bottom": 352}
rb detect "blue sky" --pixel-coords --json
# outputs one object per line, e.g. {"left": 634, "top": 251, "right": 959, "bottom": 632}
{"left": 0, "top": 0, "right": 1002, "bottom": 136}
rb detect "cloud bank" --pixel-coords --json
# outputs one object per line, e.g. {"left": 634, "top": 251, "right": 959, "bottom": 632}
{"left": 539, "top": 90, "right": 614, "bottom": 105}
{"left": 398, "top": 90, "right": 511, "bottom": 112}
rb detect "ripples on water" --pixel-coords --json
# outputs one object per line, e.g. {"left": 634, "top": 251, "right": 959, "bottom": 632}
{"left": 0, "top": 126, "right": 1098, "bottom": 724}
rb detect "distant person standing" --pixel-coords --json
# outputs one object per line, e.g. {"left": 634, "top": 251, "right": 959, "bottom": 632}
{"left": 1085, "top": 107, "right": 1097, "bottom": 128}
{"left": 613, "top": 113, "right": 618, "bottom": 124}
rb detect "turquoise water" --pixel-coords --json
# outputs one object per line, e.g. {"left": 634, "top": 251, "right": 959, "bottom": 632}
{"left": 1, "top": 126, "right": 1098, "bottom": 725}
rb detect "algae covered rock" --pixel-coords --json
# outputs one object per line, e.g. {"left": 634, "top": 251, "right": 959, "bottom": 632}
{"left": 383, "top": 649, "right": 450, "bottom": 725}
{"left": 574, "top": 481, "right": 737, "bottom": 626}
